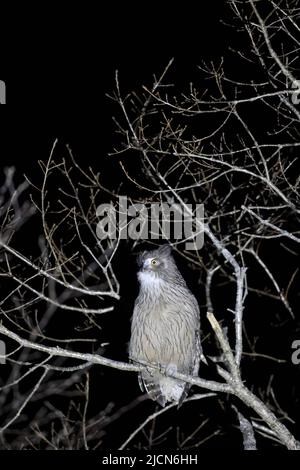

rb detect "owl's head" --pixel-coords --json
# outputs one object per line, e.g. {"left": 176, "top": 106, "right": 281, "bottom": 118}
{"left": 137, "top": 244, "right": 183, "bottom": 285}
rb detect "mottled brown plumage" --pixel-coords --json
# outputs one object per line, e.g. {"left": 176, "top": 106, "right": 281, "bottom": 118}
{"left": 129, "top": 245, "right": 201, "bottom": 407}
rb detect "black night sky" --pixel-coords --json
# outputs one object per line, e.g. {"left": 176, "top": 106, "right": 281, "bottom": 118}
{"left": 1, "top": 3, "right": 230, "bottom": 168}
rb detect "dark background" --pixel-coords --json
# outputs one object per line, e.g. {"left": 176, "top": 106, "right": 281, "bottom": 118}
{"left": 0, "top": 2, "right": 230, "bottom": 169}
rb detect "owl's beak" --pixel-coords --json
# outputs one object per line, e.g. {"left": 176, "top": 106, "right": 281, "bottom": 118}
{"left": 140, "top": 261, "right": 147, "bottom": 272}
{"left": 137, "top": 251, "right": 146, "bottom": 268}
{"left": 140, "top": 258, "right": 152, "bottom": 272}
{"left": 142, "top": 258, "right": 153, "bottom": 271}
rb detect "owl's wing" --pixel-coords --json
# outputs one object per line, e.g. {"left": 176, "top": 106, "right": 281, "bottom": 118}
{"left": 178, "top": 329, "right": 201, "bottom": 408}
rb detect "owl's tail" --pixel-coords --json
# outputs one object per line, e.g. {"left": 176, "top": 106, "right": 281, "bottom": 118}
{"left": 139, "top": 372, "right": 167, "bottom": 407}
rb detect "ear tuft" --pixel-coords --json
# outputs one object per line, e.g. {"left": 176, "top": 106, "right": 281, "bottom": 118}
{"left": 157, "top": 244, "right": 172, "bottom": 257}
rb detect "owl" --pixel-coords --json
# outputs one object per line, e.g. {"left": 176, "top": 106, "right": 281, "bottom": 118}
{"left": 129, "top": 244, "right": 201, "bottom": 407}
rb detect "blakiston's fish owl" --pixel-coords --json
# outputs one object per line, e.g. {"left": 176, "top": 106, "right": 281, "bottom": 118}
{"left": 129, "top": 245, "right": 201, "bottom": 407}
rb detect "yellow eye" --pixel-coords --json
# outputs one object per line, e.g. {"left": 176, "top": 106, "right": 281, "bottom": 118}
{"left": 151, "top": 258, "right": 158, "bottom": 266}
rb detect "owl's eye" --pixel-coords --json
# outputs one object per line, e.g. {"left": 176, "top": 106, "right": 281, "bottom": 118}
{"left": 150, "top": 258, "right": 158, "bottom": 266}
